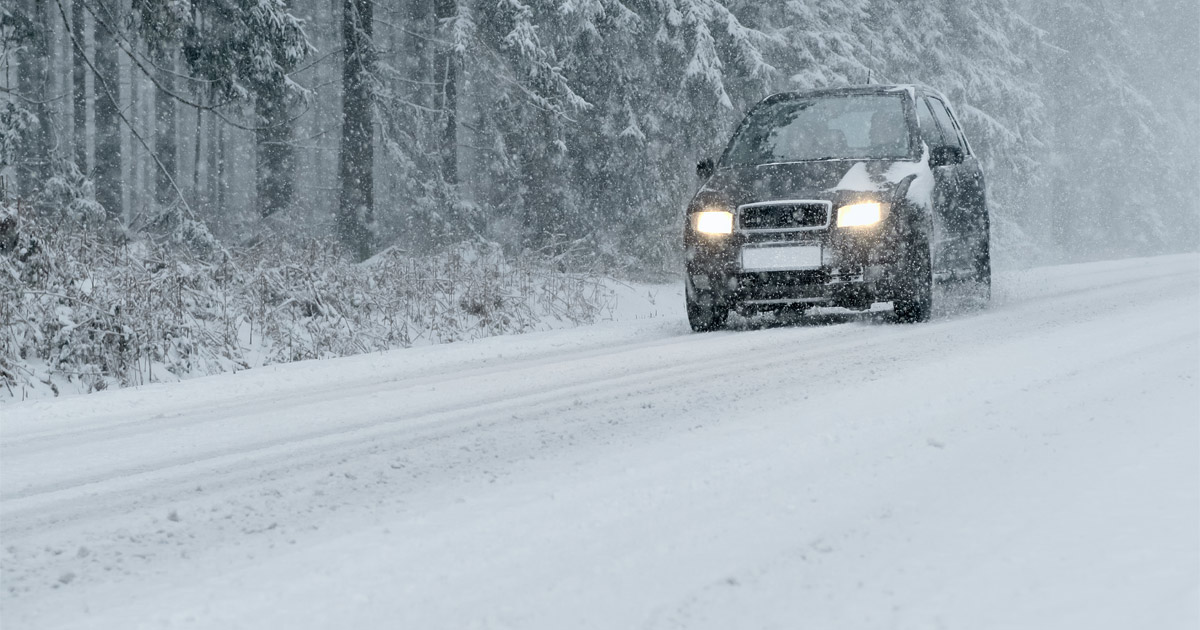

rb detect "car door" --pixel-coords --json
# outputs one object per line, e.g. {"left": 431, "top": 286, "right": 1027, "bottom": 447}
{"left": 932, "top": 97, "right": 989, "bottom": 278}
{"left": 925, "top": 95, "right": 974, "bottom": 276}
{"left": 915, "top": 95, "right": 960, "bottom": 274}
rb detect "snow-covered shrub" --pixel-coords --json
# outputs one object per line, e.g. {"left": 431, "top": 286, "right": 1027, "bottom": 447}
{"left": 0, "top": 213, "right": 614, "bottom": 401}
{"left": 35, "top": 158, "right": 105, "bottom": 226}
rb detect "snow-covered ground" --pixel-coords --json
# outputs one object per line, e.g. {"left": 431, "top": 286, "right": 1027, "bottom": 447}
{"left": 2, "top": 254, "right": 1197, "bottom": 629}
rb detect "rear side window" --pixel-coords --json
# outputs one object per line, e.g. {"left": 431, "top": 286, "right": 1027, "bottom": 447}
{"left": 927, "top": 97, "right": 964, "bottom": 151}
{"left": 917, "top": 99, "right": 943, "bottom": 147}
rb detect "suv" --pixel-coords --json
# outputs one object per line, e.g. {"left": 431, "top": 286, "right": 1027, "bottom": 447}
{"left": 684, "top": 85, "right": 990, "bottom": 331}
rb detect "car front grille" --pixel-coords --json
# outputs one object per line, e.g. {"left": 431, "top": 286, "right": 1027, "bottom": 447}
{"left": 737, "top": 200, "right": 831, "bottom": 232}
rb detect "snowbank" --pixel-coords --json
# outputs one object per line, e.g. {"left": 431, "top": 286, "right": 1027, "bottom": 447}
{"left": 0, "top": 214, "right": 660, "bottom": 402}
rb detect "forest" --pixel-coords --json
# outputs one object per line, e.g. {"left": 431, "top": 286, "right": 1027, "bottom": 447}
{"left": 1, "top": 0, "right": 1198, "bottom": 397}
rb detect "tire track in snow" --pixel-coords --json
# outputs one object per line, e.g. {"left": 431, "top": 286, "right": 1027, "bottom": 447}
{"left": 1, "top": 255, "right": 1195, "bottom": 629}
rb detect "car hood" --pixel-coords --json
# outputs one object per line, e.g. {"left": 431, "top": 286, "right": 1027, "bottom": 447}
{"left": 697, "top": 159, "right": 931, "bottom": 209}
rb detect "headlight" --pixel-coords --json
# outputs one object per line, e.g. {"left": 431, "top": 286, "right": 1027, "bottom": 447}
{"left": 836, "top": 202, "right": 882, "bottom": 228}
{"left": 692, "top": 210, "right": 734, "bottom": 235}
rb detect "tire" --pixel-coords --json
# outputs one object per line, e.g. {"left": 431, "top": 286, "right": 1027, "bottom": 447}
{"left": 893, "top": 236, "right": 933, "bottom": 323}
{"left": 975, "top": 233, "right": 992, "bottom": 303}
{"left": 686, "top": 287, "right": 730, "bottom": 332}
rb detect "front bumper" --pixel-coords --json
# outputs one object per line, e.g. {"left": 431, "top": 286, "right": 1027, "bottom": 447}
{"left": 685, "top": 222, "right": 904, "bottom": 312}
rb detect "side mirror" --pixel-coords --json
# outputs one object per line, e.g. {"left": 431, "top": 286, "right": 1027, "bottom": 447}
{"left": 928, "top": 145, "right": 964, "bottom": 168}
{"left": 697, "top": 157, "right": 716, "bottom": 180}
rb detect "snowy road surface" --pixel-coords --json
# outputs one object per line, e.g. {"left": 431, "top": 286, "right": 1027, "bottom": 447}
{"left": 2, "top": 254, "right": 1198, "bottom": 629}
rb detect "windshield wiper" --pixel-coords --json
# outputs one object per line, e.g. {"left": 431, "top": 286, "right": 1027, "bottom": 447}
{"left": 753, "top": 157, "right": 854, "bottom": 167}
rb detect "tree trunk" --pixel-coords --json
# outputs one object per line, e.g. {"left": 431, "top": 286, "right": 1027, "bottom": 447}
{"left": 16, "top": 0, "right": 52, "bottom": 197}
{"left": 93, "top": 0, "right": 123, "bottom": 220}
{"left": 337, "top": 0, "right": 374, "bottom": 260}
{"left": 72, "top": 0, "right": 87, "bottom": 171}
{"left": 405, "top": 0, "right": 431, "bottom": 107}
{"left": 216, "top": 119, "right": 226, "bottom": 227}
{"left": 153, "top": 47, "right": 177, "bottom": 207}
{"left": 206, "top": 98, "right": 219, "bottom": 216}
{"left": 192, "top": 106, "right": 203, "bottom": 202}
{"left": 128, "top": 44, "right": 141, "bottom": 215}
{"left": 434, "top": 0, "right": 458, "bottom": 187}
{"left": 255, "top": 75, "right": 294, "bottom": 218}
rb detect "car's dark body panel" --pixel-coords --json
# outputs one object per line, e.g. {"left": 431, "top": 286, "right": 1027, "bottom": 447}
{"left": 684, "top": 84, "right": 990, "bottom": 323}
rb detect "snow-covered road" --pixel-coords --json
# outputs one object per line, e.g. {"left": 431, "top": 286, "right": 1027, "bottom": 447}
{"left": 2, "top": 254, "right": 1198, "bottom": 629}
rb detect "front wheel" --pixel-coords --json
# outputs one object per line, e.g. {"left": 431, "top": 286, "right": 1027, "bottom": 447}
{"left": 686, "top": 287, "right": 730, "bottom": 332}
{"left": 893, "top": 236, "right": 933, "bottom": 323}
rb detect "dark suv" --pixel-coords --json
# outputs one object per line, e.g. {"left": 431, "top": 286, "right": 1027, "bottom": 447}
{"left": 684, "top": 85, "right": 990, "bottom": 331}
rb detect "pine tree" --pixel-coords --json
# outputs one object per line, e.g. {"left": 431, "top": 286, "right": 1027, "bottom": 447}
{"left": 134, "top": 0, "right": 182, "bottom": 208}
{"left": 1030, "top": 0, "right": 1171, "bottom": 257}
{"left": 178, "top": 0, "right": 311, "bottom": 218}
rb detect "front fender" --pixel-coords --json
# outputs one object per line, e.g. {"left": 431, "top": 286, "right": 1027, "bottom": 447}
{"left": 888, "top": 173, "right": 933, "bottom": 243}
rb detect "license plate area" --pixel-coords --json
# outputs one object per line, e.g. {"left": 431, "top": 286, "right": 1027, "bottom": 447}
{"left": 741, "top": 245, "right": 823, "bottom": 272}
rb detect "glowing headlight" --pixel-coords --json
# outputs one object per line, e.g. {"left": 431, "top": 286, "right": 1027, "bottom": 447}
{"left": 837, "top": 202, "right": 882, "bottom": 228}
{"left": 693, "top": 210, "right": 734, "bottom": 235}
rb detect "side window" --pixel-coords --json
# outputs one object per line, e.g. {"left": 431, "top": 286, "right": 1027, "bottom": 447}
{"left": 938, "top": 100, "right": 972, "bottom": 155}
{"left": 916, "top": 98, "right": 943, "bottom": 147}
{"left": 928, "top": 97, "right": 964, "bottom": 151}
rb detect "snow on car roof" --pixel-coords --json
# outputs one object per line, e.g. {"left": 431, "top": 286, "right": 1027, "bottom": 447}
{"left": 759, "top": 84, "right": 948, "bottom": 104}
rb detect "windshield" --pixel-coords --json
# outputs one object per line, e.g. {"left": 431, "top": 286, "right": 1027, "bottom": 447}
{"left": 723, "top": 94, "right": 912, "bottom": 166}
